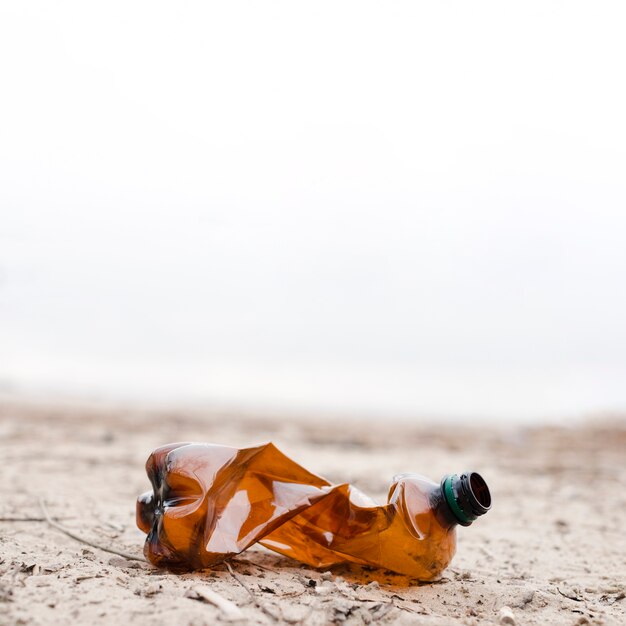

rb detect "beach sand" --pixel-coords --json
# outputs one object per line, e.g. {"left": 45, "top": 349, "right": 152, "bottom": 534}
{"left": 0, "top": 399, "right": 624, "bottom": 625}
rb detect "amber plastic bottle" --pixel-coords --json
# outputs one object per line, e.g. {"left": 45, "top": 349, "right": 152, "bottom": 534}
{"left": 136, "top": 442, "right": 491, "bottom": 579}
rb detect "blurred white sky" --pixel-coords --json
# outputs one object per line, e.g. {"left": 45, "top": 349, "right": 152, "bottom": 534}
{"left": 1, "top": 2, "right": 625, "bottom": 421}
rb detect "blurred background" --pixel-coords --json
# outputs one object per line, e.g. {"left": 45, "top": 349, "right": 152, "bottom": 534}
{"left": 1, "top": 2, "right": 625, "bottom": 423}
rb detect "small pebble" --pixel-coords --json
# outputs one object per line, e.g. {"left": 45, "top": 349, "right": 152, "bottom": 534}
{"left": 315, "top": 580, "right": 336, "bottom": 595}
{"left": 498, "top": 606, "right": 516, "bottom": 626}
{"left": 138, "top": 582, "right": 162, "bottom": 597}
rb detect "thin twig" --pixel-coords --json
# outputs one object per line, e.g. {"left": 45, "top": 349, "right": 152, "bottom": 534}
{"left": 371, "top": 600, "right": 395, "bottom": 621}
{"left": 225, "top": 560, "right": 279, "bottom": 621}
{"left": 556, "top": 587, "right": 583, "bottom": 602}
{"left": 184, "top": 587, "right": 245, "bottom": 621}
{"left": 231, "top": 556, "right": 278, "bottom": 573}
{"left": 479, "top": 545, "right": 496, "bottom": 560}
{"left": 38, "top": 498, "right": 146, "bottom": 562}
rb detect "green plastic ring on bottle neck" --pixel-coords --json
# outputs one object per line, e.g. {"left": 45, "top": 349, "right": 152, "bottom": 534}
{"left": 442, "top": 475, "right": 476, "bottom": 526}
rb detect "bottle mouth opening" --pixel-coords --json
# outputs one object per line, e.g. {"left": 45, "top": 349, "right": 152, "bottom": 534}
{"left": 468, "top": 472, "right": 491, "bottom": 511}
{"left": 441, "top": 471, "right": 492, "bottom": 526}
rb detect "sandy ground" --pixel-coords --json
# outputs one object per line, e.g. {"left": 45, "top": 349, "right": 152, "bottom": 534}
{"left": 0, "top": 399, "right": 624, "bottom": 626}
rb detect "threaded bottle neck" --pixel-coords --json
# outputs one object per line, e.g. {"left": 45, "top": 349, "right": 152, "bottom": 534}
{"left": 440, "top": 472, "right": 491, "bottom": 527}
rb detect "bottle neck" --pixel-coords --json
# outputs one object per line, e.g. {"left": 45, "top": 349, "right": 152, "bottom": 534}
{"left": 434, "top": 472, "right": 492, "bottom": 529}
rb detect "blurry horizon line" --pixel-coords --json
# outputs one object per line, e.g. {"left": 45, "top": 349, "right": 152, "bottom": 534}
{"left": 2, "top": 359, "right": 625, "bottom": 425}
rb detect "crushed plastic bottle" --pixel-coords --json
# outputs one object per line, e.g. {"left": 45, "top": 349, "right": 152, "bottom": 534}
{"left": 136, "top": 442, "right": 491, "bottom": 579}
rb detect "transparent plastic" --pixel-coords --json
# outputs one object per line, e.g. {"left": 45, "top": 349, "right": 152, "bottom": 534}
{"left": 136, "top": 442, "right": 467, "bottom": 579}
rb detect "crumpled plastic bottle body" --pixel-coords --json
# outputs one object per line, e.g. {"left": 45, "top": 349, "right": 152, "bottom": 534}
{"left": 136, "top": 442, "right": 456, "bottom": 579}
